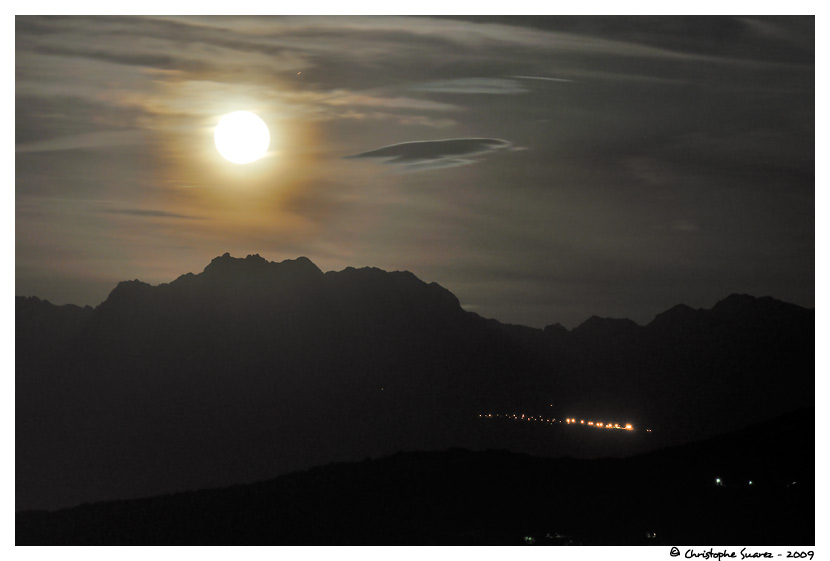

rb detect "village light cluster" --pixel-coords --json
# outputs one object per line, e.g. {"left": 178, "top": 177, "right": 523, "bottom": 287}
{"left": 565, "top": 418, "right": 633, "bottom": 430}
{"left": 478, "top": 413, "right": 649, "bottom": 432}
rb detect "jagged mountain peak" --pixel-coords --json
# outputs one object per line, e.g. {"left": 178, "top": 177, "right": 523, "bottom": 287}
{"left": 572, "top": 315, "right": 640, "bottom": 336}
{"left": 89, "top": 254, "right": 465, "bottom": 323}
{"left": 202, "top": 253, "right": 323, "bottom": 278}
{"left": 101, "top": 279, "right": 154, "bottom": 306}
{"left": 647, "top": 303, "right": 698, "bottom": 326}
{"left": 542, "top": 322, "right": 568, "bottom": 336}
{"left": 713, "top": 293, "right": 758, "bottom": 310}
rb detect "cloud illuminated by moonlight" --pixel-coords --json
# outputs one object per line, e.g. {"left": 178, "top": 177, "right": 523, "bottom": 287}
{"left": 345, "top": 137, "right": 515, "bottom": 172}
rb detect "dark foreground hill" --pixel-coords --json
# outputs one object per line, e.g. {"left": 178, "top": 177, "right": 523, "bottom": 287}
{"left": 16, "top": 254, "right": 814, "bottom": 511}
{"left": 16, "top": 408, "right": 814, "bottom": 545}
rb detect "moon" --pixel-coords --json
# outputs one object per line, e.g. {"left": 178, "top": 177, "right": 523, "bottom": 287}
{"left": 214, "top": 111, "right": 270, "bottom": 164}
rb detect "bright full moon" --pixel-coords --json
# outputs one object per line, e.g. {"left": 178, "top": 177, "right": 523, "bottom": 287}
{"left": 214, "top": 111, "right": 270, "bottom": 164}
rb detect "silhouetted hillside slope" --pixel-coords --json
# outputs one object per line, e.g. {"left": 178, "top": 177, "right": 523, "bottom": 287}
{"left": 539, "top": 293, "right": 813, "bottom": 442}
{"left": 16, "top": 408, "right": 813, "bottom": 545}
{"left": 15, "top": 297, "right": 93, "bottom": 367}
{"left": 16, "top": 254, "right": 814, "bottom": 511}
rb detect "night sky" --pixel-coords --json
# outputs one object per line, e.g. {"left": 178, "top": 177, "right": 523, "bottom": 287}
{"left": 15, "top": 15, "right": 814, "bottom": 328}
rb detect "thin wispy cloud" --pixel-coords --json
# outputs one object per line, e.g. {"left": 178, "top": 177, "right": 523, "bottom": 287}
{"left": 101, "top": 208, "right": 203, "bottom": 220}
{"left": 323, "top": 94, "right": 459, "bottom": 111}
{"left": 672, "top": 219, "right": 700, "bottom": 233}
{"left": 511, "top": 75, "right": 575, "bottom": 83}
{"left": 411, "top": 78, "right": 528, "bottom": 95}
{"left": 15, "top": 130, "right": 146, "bottom": 153}
{"left": 346, "top": 137, "right": 514, "bottom": 173}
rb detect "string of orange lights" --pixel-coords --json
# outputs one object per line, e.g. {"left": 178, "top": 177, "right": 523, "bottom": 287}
{"left": 478, "top": 413, "right": 652, "bottom": 432}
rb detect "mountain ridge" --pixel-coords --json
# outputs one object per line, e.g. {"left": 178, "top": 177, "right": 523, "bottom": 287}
{"left": 16, "top": 253, "right": 814, "bottom": 512}
{"left": 17, "top": 253, "right": 812, "bottom": 333}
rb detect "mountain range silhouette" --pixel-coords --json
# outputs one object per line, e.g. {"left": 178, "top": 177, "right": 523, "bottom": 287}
{"left": 16, "top": 254, "right": 814, "bottom": 512}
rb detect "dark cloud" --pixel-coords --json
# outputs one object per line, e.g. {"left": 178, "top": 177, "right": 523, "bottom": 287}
{"left": 671, "top": 219, "right": 701, "bottom": 233}
{"left": 16, "top": 95, "right": 148, "bottom": 145}
{"left": 434, "top": 16, "right": 814, "bottom": 64}
{"left": 15, "top": 16, "right": 302, "bottom": 89}
{"left": 17, "top": 15, "right": 291, "bottom": 60}
{"left": 346, "top": 138, "right": 514, "bottom": 172}
{"left": 100, "top": 208, "right": 203, "bottom": 220}
{"left": 25, "top": 43, "right": 211, "bottom": 73}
